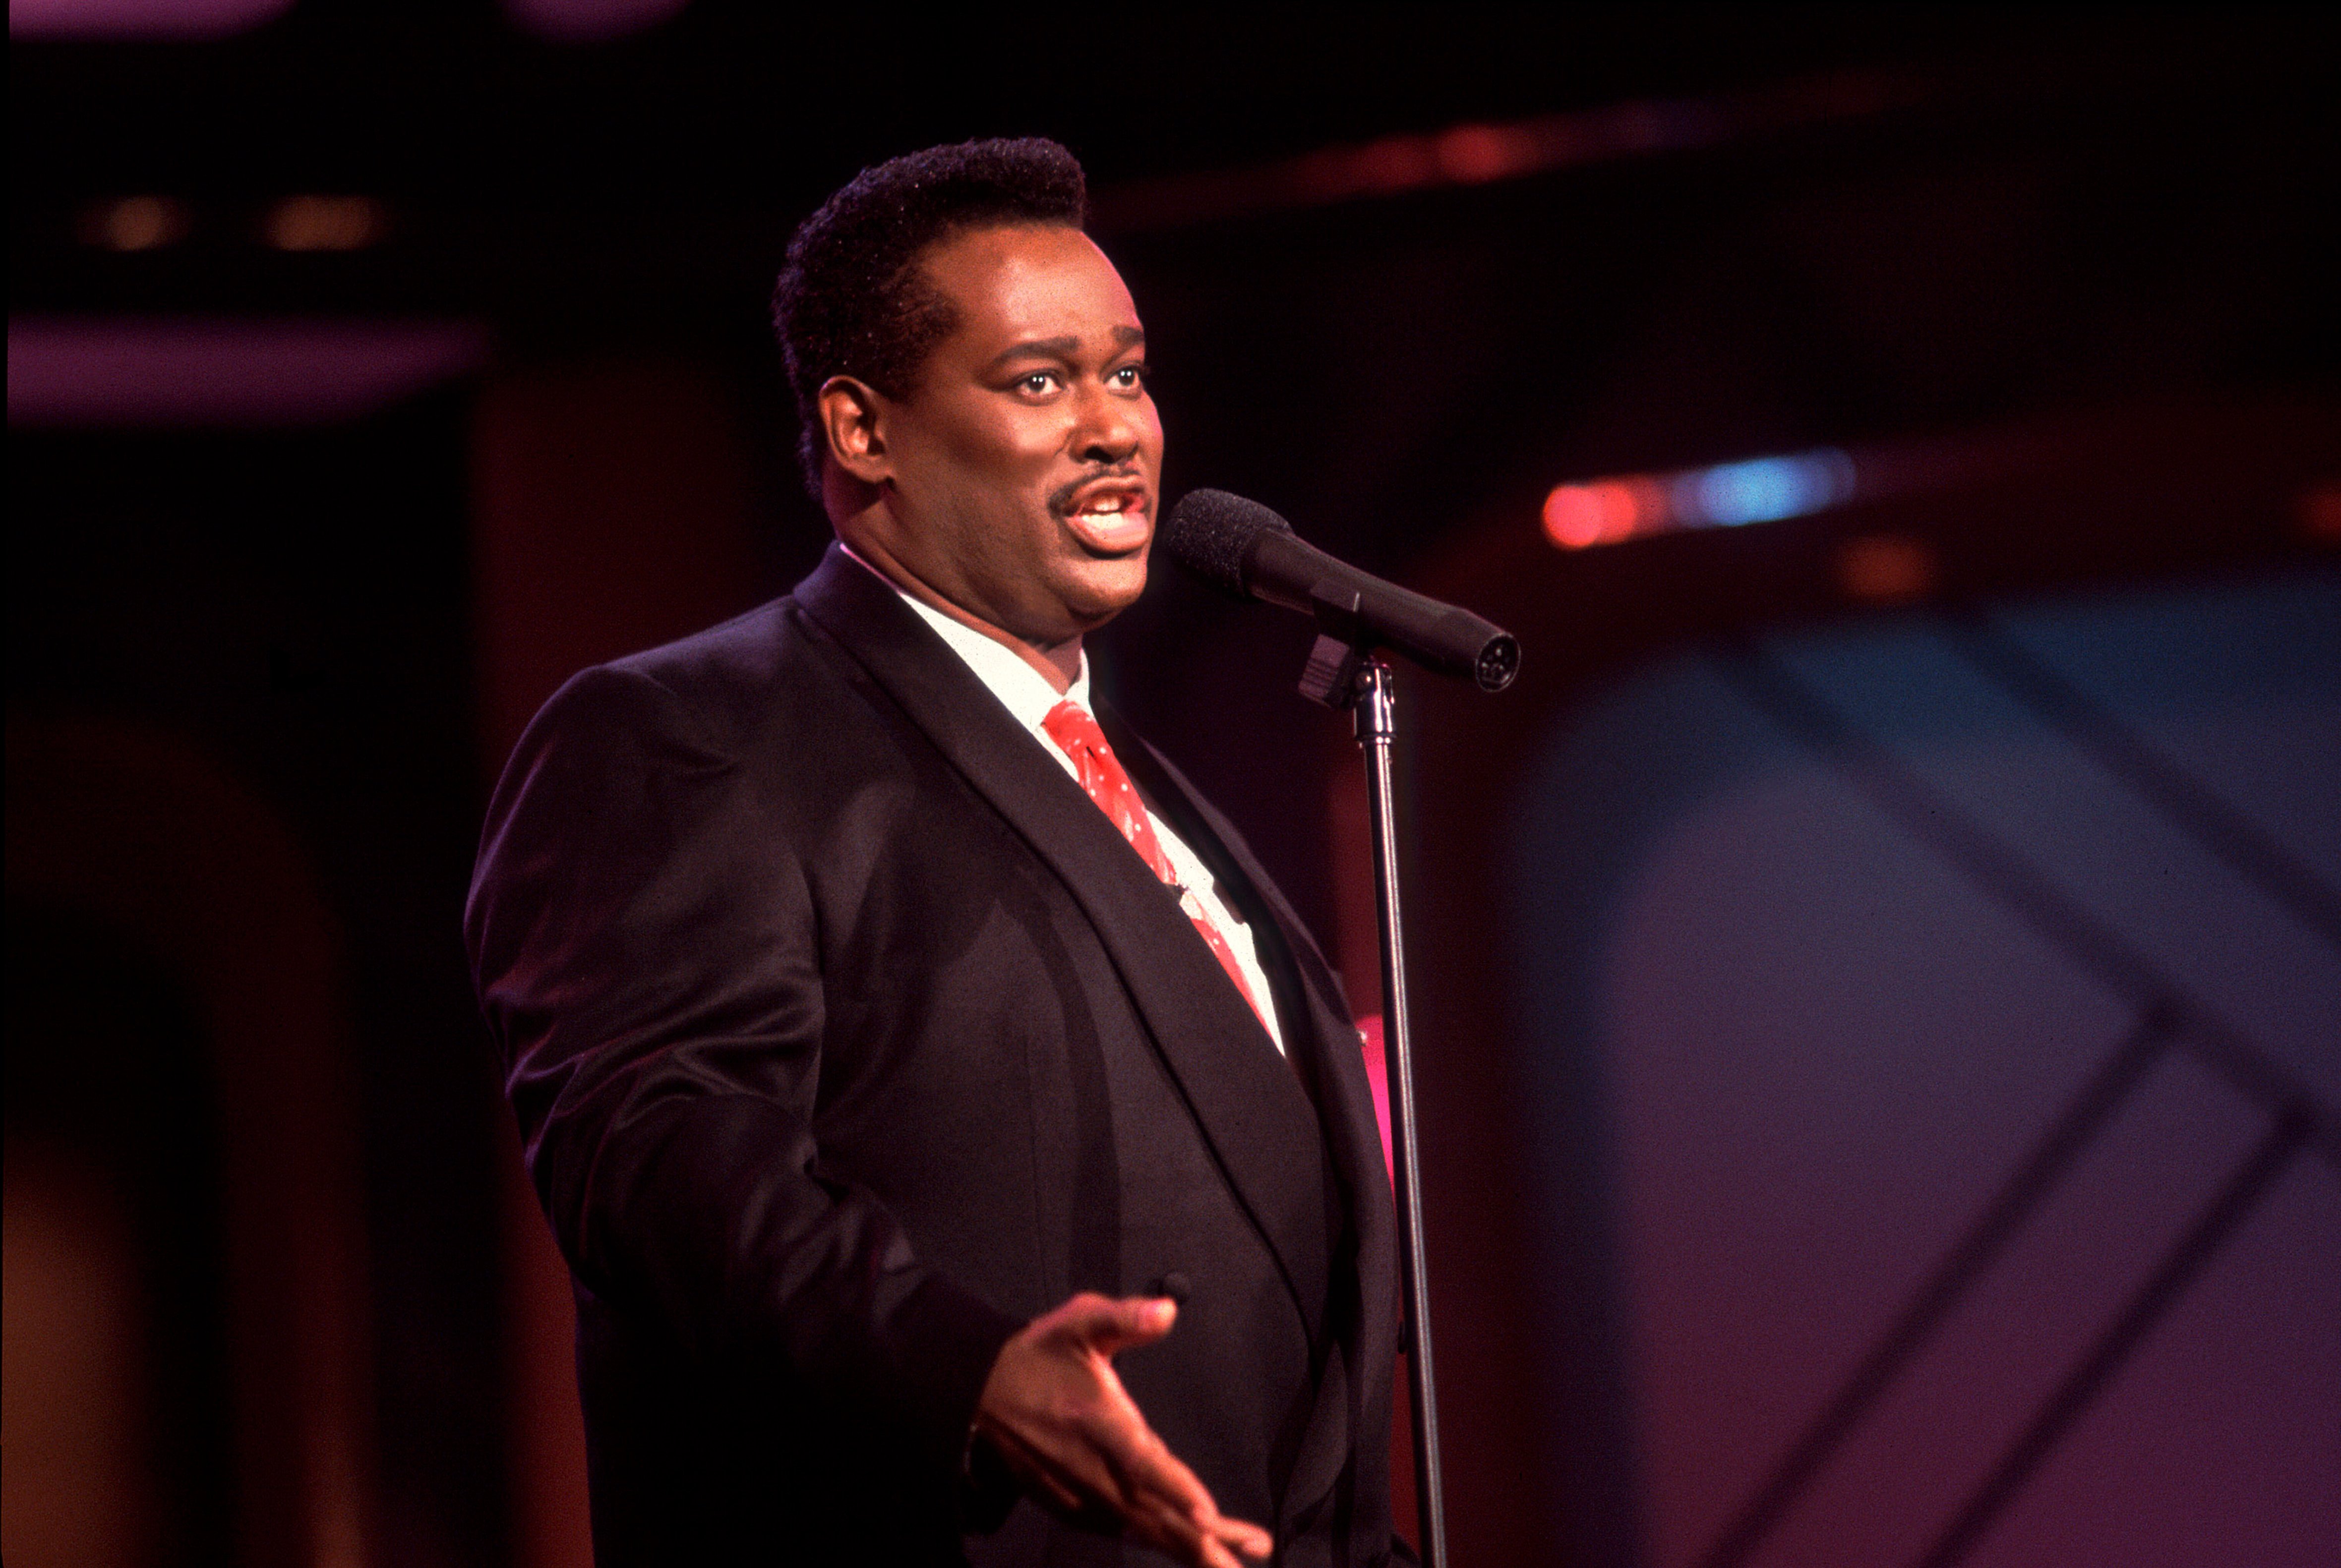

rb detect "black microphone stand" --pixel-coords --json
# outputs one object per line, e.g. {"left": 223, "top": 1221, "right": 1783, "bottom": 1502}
{"left": 1299, "top": 638, "right": 1449, "bottom": 1568}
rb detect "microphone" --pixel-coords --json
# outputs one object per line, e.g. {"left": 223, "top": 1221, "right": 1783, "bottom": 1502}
{"left": 1162, "top": 489, "right": 1520, "bottom": 692}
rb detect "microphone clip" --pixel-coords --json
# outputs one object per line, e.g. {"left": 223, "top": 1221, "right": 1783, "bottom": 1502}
{"left": 1296, "top": 584, "right": 1374, "bottom": 709}
{"left": 1298, "top": 633, "right": 1373, "bottom": 709}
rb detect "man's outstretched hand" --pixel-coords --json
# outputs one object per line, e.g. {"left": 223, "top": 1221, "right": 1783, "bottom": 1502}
{"left": 973, "top": 1292, "right": 1274, "bottom": 1568}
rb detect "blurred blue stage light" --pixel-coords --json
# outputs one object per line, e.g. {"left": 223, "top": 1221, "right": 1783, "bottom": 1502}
{"left": 1676, "top": 450, "right": 1857, "bottom": 526}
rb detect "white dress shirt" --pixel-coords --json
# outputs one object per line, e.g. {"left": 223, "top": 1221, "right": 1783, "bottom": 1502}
{"left": 844, "top": 549, "right": 1286, "bottom": 1056}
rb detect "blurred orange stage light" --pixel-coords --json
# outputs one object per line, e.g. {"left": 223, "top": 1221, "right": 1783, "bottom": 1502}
{"left": 265, "top": 196, "right": 387, "bottom": 253}
{"left": 77, "top": 196, "right": 190, "bottom": 253}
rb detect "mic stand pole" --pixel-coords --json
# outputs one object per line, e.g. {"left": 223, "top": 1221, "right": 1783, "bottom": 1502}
{"left": 1301, "top": 639, "right": 1448, "bottom": 1568}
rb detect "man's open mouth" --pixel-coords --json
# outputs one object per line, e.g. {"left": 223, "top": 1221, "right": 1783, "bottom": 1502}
{"left": 1056, "top": 478, "right": 1153, "bottom": 551}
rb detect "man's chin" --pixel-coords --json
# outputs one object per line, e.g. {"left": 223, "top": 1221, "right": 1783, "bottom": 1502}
{"left": 1052, "top": 557, "right": 1148, "bottom": 631}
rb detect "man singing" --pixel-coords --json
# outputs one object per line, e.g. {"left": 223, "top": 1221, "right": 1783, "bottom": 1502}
{"left": 467, "top": 138, "right": 1401, "bottom": 1566}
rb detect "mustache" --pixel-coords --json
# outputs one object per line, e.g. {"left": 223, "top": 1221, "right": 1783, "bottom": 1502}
{"left": 1047, "top": 466, "right": 1150, "bottom": 517}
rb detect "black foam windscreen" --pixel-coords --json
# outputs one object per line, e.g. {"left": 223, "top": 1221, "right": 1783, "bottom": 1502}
{"left": 1161, "top": 488, "right": 1292, "bottom": 597}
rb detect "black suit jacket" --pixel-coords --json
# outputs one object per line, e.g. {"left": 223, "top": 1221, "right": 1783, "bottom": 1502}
{"left": 467, "top": 546, "right": 1400, "bottom": 1564}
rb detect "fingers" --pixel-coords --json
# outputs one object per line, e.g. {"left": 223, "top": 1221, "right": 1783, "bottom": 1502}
{"left": 1212, "top": 1516, "right": 1275, "bottom": 1560}
{"left": 1082, "top": 1401, "right": 1271, "bottom": 1565}
{"left": 1125, "top": 1489, "right": 1272, "bottom": 1568}
{"left": 1002, "top": 1418, "right": 1270, "bottom": 1568}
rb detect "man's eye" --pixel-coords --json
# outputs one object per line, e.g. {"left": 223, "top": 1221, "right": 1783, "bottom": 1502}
{"left": 1110, "top": 364, "right": 1148, "bottom": 389}
{"left": 1017, "top": 371, "right": 1060, "bottom": 395}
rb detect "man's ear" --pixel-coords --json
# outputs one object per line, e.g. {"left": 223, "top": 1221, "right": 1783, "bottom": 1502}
{"left": 819, "top": 376, "right": 893, "bottom": 486}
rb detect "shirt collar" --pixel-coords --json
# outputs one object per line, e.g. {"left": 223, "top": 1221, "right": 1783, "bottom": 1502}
{"left": 838, "top": 542, "right": 1091, "bottom": 731}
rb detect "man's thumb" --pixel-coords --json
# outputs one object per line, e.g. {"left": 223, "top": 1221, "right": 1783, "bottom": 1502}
{"left": 1079, "top": 1293, "right": 1177, "bottom": 1355}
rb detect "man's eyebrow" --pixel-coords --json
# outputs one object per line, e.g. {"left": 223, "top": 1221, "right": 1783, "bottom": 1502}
{"left": 986, "top": 336, "right": 1081, "bottom": 367}
{"left": 983, "top": 327, "right": 1146, "bottom": 369}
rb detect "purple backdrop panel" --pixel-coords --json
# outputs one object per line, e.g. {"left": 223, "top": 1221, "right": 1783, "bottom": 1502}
{"left": 1504, "top": 569, "right": 2341, "bottom": 1568}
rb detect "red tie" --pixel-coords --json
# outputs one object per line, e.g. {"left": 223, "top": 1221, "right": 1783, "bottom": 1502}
{"left": 1042, "top": 700, "right": 1274, "bottom": 1041}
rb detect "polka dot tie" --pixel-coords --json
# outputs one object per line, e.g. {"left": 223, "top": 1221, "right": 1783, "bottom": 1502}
{"left": 1042, "top": 700, "right": 1274, "bottom": 1040}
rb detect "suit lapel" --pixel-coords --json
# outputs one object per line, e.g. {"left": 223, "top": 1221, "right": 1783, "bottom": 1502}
{"left": 1108, "top": 712, "right": 1392, "bottom": 1245}
{"left": 793, "top": 548, "right": 1332, "bottom": 1334}
{"left": 1106, "top": 710, "right": 1401, "bottom": 1525}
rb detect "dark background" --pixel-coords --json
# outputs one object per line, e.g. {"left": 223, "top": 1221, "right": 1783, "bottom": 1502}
{"left": 7, "top": 6, "right": 2335, "bottom": 1566}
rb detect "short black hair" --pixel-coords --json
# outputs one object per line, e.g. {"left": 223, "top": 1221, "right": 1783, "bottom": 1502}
{"left": 772, "top": 137, "right": 1089, "bottom": 496}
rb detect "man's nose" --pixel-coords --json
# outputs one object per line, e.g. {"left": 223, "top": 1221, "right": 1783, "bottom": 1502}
{"left": 1071, "top": 384, "right": 1143, "bottom": 465}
